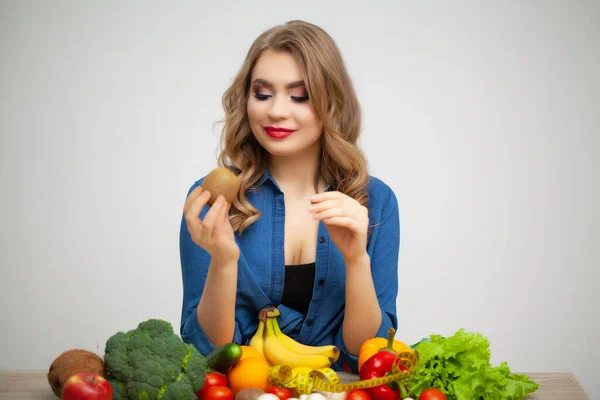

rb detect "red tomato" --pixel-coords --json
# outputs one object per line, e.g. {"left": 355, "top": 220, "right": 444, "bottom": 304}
{"left": 347, "top": 389, "right": 371, "bottom": 400}
{"left": 204, "top": 386, "right": 234, "bottom": 400}
{"left": 266, "top": 386, "right": 292, "bottom": 400}
{"left": 418, "top": 388, "right": 447, "bottom": 400}
{"left": 196, "top": 372, "right": 228, "bottom": 400}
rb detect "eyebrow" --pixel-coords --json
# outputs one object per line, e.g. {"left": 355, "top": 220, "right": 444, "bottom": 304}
{"left": 252, "top": 78, "right": 305, "bottom": 89}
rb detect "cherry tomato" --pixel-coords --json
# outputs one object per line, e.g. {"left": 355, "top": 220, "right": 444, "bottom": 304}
{"left": 196, "top": 372, "right": 228, "bottom": 399}
{"left": 418, "top": 388, "right": 447, "bottom": 400}
{"left": 347, "top": 389, "right": 371, "bottom": 400}
{"left": 266, "top": 386, "right": 292, "bottom": 400}
{"left": 204, "top": 386, "right": 234, "bottom": 400}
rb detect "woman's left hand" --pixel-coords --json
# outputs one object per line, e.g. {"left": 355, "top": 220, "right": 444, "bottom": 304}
{"left": 309, "top": 191, "right": 369, "bottom": 263}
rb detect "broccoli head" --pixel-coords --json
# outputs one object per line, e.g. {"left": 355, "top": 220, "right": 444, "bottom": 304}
{"left": 104, "top": 319, "right": 207, "bottom": 400}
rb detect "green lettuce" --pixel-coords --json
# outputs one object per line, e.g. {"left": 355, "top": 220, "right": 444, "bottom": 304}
{"left": 406, "top": 329, "right": 539, "bottom": 400}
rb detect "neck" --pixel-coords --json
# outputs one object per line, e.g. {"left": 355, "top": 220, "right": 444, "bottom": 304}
{"left": 268, "top": 147, "right": 324, "bottom": 196}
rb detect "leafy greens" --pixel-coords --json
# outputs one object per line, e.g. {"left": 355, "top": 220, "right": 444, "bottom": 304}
{"left": 406, "top": 329, "right": 539, "bottom": 400}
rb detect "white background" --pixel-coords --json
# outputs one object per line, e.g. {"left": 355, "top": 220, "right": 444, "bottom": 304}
{"left": 1, "top": 0, "right": 598, "bottom": 398}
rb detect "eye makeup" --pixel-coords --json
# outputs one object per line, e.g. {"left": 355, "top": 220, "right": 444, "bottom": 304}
{"left": 251, "top": 79, "right": 310, "bottom": 102}
{"left": 290, "top": 87, "right": 309, "bottom": 102}
{"left": 251, "top": 86, "right": 309, "bottom": 102}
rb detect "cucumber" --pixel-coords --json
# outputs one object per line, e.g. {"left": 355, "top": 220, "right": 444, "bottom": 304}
{"left": 205, "top": 343, "right": 243, "bottom": 372}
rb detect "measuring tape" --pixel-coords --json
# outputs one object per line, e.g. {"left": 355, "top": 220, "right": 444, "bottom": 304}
{"left": 268, "top": 351, "right": 418, "bottom": 394}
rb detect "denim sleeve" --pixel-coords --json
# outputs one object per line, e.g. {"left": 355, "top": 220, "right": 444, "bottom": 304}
{"left": 333, "top": 186, "right": 400, "bottom": 373}
{"left": 179, "top": 183, "right": 243, "bottom": 355}
{"left": 370, "top": 187, "right": 400, "bottom": 337}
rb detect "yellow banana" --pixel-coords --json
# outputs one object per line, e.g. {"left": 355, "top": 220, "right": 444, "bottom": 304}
{"left": 263, "top": 317, "right": 334, "bottom": 369}
{"left": 266, "top": 307, "right": 281, "bottom": 317}
{"left": 249, "top": 318, "right": 267, "bottom": 359}
{"left": 292, "top": 366, "right": 313, "bottom": 378}
{"left": 271, "top": 316, "right": 340, "bottom": 362}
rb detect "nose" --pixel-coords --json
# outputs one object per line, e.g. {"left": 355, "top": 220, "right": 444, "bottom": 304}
{"left": 267, "top": 95, "right": 290, "bottom": 120}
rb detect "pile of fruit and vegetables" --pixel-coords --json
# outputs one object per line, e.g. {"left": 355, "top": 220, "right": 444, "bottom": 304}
{"left": 48, "top": 319, "right": 209, "bottom": 400}
{"left": 47, "top": 307, "right": 539, "bottom": 400}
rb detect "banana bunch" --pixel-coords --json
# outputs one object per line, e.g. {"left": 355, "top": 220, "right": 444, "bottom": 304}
{"left": 249, "top": 307, "right": 340, "bottom": 369}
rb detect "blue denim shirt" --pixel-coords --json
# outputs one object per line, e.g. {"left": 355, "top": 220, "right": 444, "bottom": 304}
{"left": 179, "top": 170, "right": 400, "bottom": 373}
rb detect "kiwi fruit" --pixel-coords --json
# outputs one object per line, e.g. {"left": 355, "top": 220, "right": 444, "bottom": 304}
{"left": 47, "top": 349, "right": 105, "bottom": 397}
{"left": 201, "top": 167, "right": 241, "bottom": 206}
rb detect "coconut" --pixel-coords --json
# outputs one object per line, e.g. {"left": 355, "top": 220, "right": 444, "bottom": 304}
{"left": 47, "top": 349, "right": 105, "bottom": 397}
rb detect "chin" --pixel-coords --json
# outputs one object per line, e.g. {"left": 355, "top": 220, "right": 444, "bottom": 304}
{"left": 262, "top": 144, "right": 299, "bottom": 157}
{"left": 254, "top": 133, "right": 321, "bottom": 158}
{"left": 254, "top": 135, "right": 293, "bottom": 155}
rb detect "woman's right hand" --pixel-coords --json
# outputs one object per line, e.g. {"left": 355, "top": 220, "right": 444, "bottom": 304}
{"left": 183, "top": 186, "right": 240, "bottom": 264}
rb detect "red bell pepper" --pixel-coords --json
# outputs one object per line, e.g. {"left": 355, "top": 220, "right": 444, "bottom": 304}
{"left": 359, "top": 328, "right": 409, "bottom": 400}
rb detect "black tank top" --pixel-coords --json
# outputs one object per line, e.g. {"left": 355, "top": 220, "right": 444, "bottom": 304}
{"left": 280, "top": 262, "right": 316, "bottom": 316}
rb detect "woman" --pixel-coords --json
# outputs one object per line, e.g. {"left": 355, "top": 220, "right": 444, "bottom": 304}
{"left": 179, "top": 20, "right": 400, "bottom": 373}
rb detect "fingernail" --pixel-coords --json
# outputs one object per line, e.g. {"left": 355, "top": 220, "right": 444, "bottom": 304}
{"left": 308, "top": 206, "right": 315, "bottom": 212}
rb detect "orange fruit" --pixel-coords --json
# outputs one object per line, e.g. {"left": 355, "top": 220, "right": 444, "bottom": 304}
{"left": 227, "top": 357, "right": 270, "bottom": 395}
{"left": 239, "top": 345, "right": 264, "bottom": 361}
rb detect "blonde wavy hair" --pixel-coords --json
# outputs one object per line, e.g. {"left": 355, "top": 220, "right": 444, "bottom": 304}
{"left": 217, "top": 20, "right": 370, "bottom": 233}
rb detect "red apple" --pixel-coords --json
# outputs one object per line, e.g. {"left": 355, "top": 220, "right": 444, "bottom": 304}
{"left": 61, "top": 372, "right": 113, "bottom": 400}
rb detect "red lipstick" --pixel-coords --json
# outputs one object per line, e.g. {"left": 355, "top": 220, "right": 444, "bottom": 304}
{"left": 264, "top": 126, "right": 296, "bottom": 139}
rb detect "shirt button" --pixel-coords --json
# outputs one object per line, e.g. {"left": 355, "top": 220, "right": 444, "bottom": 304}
{"left": 318, "top": 279, "right": 325, "bottom": 286}
{"left": 306, "top": 320, "right": 314, "bottom": 326}
{"left": 319, "top": 236, "right": 326, "bottom": 243}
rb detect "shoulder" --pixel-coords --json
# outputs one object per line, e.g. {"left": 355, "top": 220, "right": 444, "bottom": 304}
{"left": 185, "top": 177, "right": 206, "bottom": 197}
{"left": 366, "top": 175, "right": 398, "bottom": 211}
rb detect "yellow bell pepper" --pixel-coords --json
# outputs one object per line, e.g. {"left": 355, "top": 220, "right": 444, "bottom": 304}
{"left": 357, "top": 328, "right": 413, "bottom": 371}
